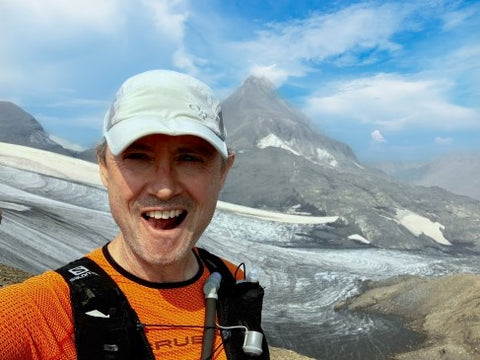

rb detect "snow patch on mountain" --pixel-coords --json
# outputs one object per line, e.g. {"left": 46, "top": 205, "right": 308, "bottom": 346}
{"left": 219, "top": 200, "right": 339, "bottom": 224}
{"left": 257, "top": 134, "right": 339, "bottom": 167}
{"left": 316, "top": 148, "right": 338, "bottom": 167}
{"left": 348, "top": 234, "right": 371, "bottom": 244}
{"left": 395, "top": 209, "right": 451, "bottom": 246}
{"left": 49, "top": 135, "right": 86, "bottom": 152}
{"left": 257, "top": 134, "right": 300, "bottom": 155}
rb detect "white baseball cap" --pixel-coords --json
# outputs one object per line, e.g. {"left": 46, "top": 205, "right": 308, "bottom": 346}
{"left": 103, "top": 70, "right": 228, "bottom": 158}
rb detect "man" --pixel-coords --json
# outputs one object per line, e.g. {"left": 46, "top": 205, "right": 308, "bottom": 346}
{"left": 0, "top": 70, "right": 269, "bottom": 359}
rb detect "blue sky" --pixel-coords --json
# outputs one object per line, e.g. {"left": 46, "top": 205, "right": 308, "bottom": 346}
{"left": 0, "top": 0, "right": 478, "bottom": 163}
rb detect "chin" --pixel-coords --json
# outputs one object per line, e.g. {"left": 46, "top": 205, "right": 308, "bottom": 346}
{"left": 142, "top": 243, "right": 192, "bottom": 266}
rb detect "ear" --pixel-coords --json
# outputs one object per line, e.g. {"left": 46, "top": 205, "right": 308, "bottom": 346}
{"left": 98, "top": 156, "right": 109, "bottom": 187}
{"left": 220, "top": 152, "right": 235, "bottom": 187}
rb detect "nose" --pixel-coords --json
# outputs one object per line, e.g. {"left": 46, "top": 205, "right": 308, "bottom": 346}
{"left": 147, "top": 160, "right": 181, "bottom": 200}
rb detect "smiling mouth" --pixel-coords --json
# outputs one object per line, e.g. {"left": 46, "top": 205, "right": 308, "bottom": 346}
{"left": 142, "top": 210, "right": 187, "bottom": 230}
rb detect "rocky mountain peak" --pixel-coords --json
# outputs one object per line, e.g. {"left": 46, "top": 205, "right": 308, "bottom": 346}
{"left": 0, "top": 101, "right": 44, "bottom": 137}
{"left": 241, "top": 75, "right": 277, "bottom": 95}
{"left": 221, "top": 76, "right": 357, "bottom": 167}
{"left": 0, "top": 101, "right": 72, "bottom": 156}
{"left": 225, "top": 75, "right": 292, "bottom": 116}
{"left": 0, "top": 101, "right": 99, "bottom": 161}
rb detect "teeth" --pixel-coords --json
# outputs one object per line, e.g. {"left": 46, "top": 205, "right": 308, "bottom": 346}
{"left": 145, "top": 210, "right": 183, "bottom": 219}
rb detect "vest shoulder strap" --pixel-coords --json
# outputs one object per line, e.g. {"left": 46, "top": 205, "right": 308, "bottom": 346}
{"left": 56, "top": 257, "right": 154, "bottom": 360}
{"left": 196, "top": 247, "right": 236, "bottom": 286}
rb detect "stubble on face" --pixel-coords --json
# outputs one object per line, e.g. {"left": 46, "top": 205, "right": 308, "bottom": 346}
{"left": 118, "top": 195, "right": 199, "bottom": 268}
{"left": 99, "top": 134, "right": 233, "bottom": 281}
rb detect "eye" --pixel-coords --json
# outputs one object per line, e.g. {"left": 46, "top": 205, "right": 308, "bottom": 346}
{"left": 177, "top": 153, "right": 204, "bottom": 163}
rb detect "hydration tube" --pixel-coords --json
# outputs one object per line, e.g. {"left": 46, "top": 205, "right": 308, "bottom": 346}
{"left": 200, "top": 269, "right": 264, "bottom": 359}
{"left": 201, "top": 272, "right": 222, "bottom": 360}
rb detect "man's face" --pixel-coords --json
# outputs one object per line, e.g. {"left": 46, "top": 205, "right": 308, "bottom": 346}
{"left": 99, "top": 134, "right": 233, "bottom": 266}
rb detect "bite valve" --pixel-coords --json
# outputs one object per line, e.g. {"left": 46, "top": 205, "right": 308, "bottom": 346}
{"left": 242, "top": 330, "right": 263, "bottom": 356}
{"left": 246, "top": 267, "right": 260, "bottom": 283}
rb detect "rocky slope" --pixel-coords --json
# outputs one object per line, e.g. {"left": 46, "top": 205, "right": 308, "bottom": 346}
{"left": 0, "top": 101, "right": 96, "bottom": 162}
{"left": 0, "top": 263, "right": 32, "bottom": 287}
{"left": 336, "top": 273, "right": 480, "bottom": 359}
{"left": 220, "top": 76, "right": 480, "bottom": 253}
{"left": 0, "top": 101, "right": 72, "bottom": 156}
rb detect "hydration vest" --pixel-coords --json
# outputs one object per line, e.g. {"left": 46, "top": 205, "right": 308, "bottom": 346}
{"left": 56, "top": 247, "right": 270, "bottom": 360}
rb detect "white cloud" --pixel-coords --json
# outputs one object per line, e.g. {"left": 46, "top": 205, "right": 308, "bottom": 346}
{"left": 434, "top": 137, "right": 453, "bottom": 145}
{"left": 371, "top": 130, "right": 386, "bottom": 143}
{"left": 229, "top": 2, "right": 412, "bottom": 81}
{"left": 0, "top": 0, "right": 121, "bottom": 40}
{"left": 304, "top": 73, "right": 480, "bottom": 131}
{"left": 249, "top": 65, "right": 289, "bottom": 87}
{"left": 0, "top": 0, "right": 123, "bottom": 94}
{"left": 0, "top": 0, "right": 478, "bottom": 161}
{"left": 143, "top": 0, "right": 188, "bottom": 44}
{"left": 172, "top": 46, "right": 209, "bottom": 75}
{"left": 441, "top": 5, "right": 478, "bottom": 31}
{"left": 0, "top": 0, "right": 195, "bottom": 97}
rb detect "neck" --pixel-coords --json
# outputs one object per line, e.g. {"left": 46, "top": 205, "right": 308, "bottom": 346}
{"left": 107, "top": 238, "right": 199, "bottom": 283}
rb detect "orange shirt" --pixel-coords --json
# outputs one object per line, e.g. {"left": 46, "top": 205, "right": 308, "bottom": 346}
{"left": 0, "top": 246, "right": 239, "bottom": 360}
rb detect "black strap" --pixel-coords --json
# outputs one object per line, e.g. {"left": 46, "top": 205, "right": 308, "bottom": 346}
{"left": 56, "top": 257, "right": 154, "bottom": 360}
{"left": 197, "top": 247, "right": 235, "bottom": 287}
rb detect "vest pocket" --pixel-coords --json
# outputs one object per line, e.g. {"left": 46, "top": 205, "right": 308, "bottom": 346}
{"left": 218, "top": 282, "right": 270, "bottom": 359}
{"left": 76, "top": 310, "right": 136, "bottom": 360}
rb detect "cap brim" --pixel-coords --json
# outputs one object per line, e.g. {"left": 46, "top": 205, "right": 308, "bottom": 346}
{"left": 105, "top": 116, "right": 228, "bottom": 159}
